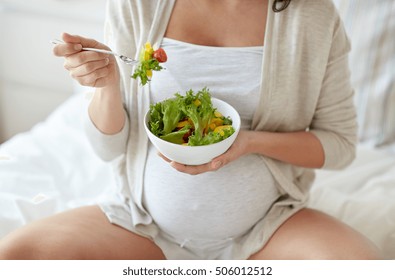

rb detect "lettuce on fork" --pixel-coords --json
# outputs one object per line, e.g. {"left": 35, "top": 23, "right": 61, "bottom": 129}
{"left": 132, "top": 42, "right": 167, "bottom": 85}
{"left": 148, "top": 88, "right": 235, "bottom": 146}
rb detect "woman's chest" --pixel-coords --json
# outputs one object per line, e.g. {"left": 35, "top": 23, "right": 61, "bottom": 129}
{"left": 164, "top": 0, "right": 267, "bottom": 47}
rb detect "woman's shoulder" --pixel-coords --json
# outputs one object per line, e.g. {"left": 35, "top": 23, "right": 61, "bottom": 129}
{"left": 295, "top": 0, "right": 338, "bottom": 16}
{"left": 283, "top": 0, "right": 344, "bottom": 43}
{"left": 292, "top": 0, "right": 341, "bottom": 26}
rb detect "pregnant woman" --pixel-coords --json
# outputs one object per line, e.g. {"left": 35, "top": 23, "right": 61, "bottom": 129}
{"left": 0, "top": 0, "right": 380, "bottom": 259}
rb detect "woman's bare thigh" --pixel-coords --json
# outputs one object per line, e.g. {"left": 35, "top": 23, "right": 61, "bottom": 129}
{"left": 0, "top": 205, "right": 165, "bottom": 260}
{"left": 249, "top": 208, "right": 381, "bottom": 260}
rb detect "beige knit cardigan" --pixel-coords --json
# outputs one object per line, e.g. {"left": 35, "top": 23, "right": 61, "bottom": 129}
{"left": 86, "top": 0, "right": 357, "bottom": 257}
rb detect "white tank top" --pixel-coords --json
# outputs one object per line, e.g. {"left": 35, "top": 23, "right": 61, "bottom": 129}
{"left": 143, "top": 38, "right": 280, "bottom": 243}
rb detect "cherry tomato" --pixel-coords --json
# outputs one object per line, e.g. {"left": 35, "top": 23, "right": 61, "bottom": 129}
{"left": 153, "top": 48, "right": 167, "bottom": 63}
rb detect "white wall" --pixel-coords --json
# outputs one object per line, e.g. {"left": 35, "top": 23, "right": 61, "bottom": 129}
{"left": 0, "top": 0, "right": 107, "bottom": 143}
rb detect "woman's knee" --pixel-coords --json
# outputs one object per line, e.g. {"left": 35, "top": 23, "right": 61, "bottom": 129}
{"left": 0, "top": 227, "right": 83, "bottom": 260}
{"left": 291, "top": 232, "right": 381, "bottom": 260}
{"left": 0, "top": 233, "right": 30, "bottom": 259}
{"left": 297, "top": 211, "right": 382, "bottom": 260}
{"left": 250, "top": 209, "right": 382, "bottom": 260}
{"left": 0, "top": 230, "right": 42, "bottom": 259}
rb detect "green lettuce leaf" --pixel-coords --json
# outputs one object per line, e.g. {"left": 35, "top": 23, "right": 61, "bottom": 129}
{"left": 161, "top": 97, "right": 183, "bottom": 135}
{"left": 160, "top": 125, "right": 191, "bottom": 144}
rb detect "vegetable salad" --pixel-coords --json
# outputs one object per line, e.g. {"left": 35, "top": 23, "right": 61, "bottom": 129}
{"left": 132, "top": 42, "right": 167, "bottom": 85}
{"left": 148, "top": 88, "right": 235, "bottom": 146}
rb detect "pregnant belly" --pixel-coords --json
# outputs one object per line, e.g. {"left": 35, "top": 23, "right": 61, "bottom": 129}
{"left": 143, "top": 145, "right": 280, "bottom": 241}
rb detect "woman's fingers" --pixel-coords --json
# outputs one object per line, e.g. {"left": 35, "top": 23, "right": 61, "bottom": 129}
{"left": 63, "top": 51, "right": 111, "bottom": 87}
{"left": 68, "top": 58, "right": 110, "bottom": 77}
{"left": 158, "top": 153, "right": 172, "bottom": 163}
{"left": 52, "top": 33, "right": 119, "bottom": 88}
{"left": 169, "top": 161, "right": 214, "bottom": 175}
{"left": 64, "top": 51, "right": 109, "bottom": 69}
{"left": 158, "top": 152, "right": 213, "bottom": 175}
{"left": 167, "top": 159, "right": 224, "bottom": 175}
{"left": 162, "top": 131, "right": 250, "bottom": 175}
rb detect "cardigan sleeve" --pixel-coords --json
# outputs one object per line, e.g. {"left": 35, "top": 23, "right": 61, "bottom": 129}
{"left": 309, "top": 16, "right": 358, "bottom": 170}
{"left": 84, "top": 108, "right": 130, "bottom": 162}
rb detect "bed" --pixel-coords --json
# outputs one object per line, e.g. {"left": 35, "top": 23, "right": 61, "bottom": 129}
{"left": 0, "top": 0, "right": 394, "bottom": 259}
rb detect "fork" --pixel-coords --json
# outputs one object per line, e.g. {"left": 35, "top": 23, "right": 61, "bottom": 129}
{"left": 51, "top": 39, "right": 139, "bottom": 66}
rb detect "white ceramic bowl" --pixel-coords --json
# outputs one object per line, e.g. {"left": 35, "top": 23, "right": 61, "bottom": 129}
{"left": 144, "top": 98, "right": 241, "bottom": 165}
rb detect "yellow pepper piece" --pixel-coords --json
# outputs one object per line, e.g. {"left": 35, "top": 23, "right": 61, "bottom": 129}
{"left": 146, "top": 69, "right": 153, "bottom": 78}
{"left": 209, "top": 123, "right": 217, "bottom": 131}
{"left": 214, "top": 111, "right": 223, "bottom": 118}
{"left": 176, "top": 120, "right": 190, "bottom": 128}
{"left": 214, "top": 125, "right": 233, "bottom": 136}
{"left": 143, "top": 42, "right": 154, "bottom": 61}
{"left": 193, "top": 99, "right": 201, "bottom": 106}
{"left": 211, "top": 118, "right": 224, "bottom": 126}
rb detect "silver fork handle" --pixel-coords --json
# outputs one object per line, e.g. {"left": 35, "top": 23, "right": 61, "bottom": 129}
{"left": 80, "top": 47, "right": 117, "bottom": 56}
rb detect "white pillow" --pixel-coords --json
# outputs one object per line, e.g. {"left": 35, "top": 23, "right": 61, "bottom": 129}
{"left": 333, "top": 0, "right": 395, "bottom": 146}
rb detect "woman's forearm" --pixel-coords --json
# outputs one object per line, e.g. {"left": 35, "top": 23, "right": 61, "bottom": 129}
{"left": 246, "top": 130, "right": 325, "bottom": 169}
{"left": 88, "top": 85, "right": 126, "bottom": 135}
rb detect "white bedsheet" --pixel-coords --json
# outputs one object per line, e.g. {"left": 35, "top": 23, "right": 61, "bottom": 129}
{"left": 0, "top": 93, "right": 115, "bottom": 237}
{"left": 311, "top": 144, "right": 395, "bottom": 259}
{"left": 0, "top": 94, "right": 394, "bottom": 259}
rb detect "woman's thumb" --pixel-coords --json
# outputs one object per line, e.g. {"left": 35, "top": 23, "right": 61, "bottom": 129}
{"left": 61, "top": 32, "right": 80, "bottom": 43}
{"left": 61, "top": 32, "right": 98, "bottom": 48}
